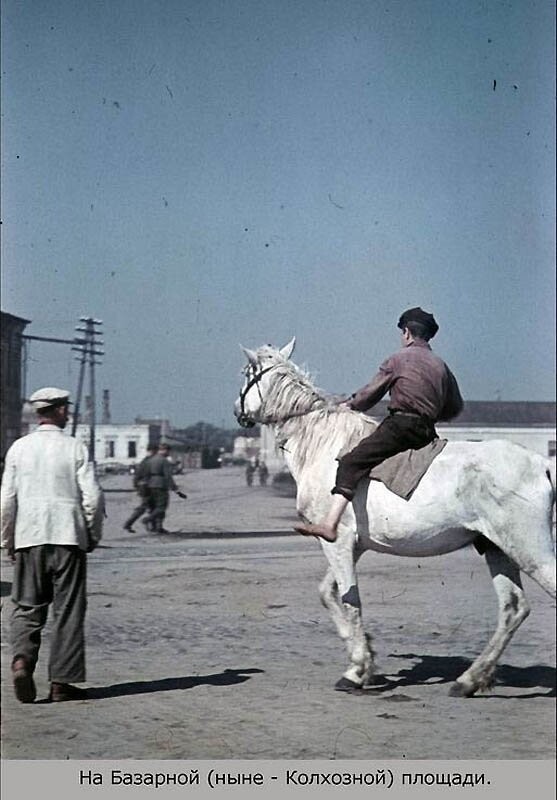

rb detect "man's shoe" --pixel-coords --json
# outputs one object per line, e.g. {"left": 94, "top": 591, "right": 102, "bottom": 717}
{"left": 123, "top": 523, "right": 135, "bottom": 532}
{"left": 12, "top": 657, "right": 36, "bottom": 703}
{"left": 49, "top": 682, "right": 88, "bottom": 702}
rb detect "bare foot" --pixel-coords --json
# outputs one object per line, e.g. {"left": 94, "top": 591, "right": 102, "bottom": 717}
{"left": 293, "top": 523, "right": 338, "bottom": 542}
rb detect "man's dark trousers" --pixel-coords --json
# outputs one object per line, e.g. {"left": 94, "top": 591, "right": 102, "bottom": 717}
{"left": 146, "top": 488, "right": 170, "bottom": 532}
{"left": 333, "top": 413, "right": 436, "bottom": 500}
{"left": 11, "top": 544, "right": 87, "bottom": 683}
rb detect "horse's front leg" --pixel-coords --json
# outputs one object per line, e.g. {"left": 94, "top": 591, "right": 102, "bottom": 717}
{"left": 320, "top": 535, "right": 374, "bottom": 690}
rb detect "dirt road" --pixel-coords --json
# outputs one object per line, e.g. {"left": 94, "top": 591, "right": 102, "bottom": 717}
{"left": 1, "top": 467, "right": 555, "bottom": 760}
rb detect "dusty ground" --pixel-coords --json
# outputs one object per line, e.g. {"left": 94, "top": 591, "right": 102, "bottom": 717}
{"left": 1, "top": 466, "right": 555, "bottom": 760}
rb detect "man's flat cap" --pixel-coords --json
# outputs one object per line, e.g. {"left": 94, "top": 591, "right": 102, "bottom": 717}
{"left": 28, "top": 387, "right": 71, "bottom": 410}
{"left": 397, "top": 307, "right": 439, "bottom": 338}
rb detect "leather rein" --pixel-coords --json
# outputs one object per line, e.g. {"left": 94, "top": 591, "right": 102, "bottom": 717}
{"left": 236, "top": 363, "right": 276, "bottom": 427}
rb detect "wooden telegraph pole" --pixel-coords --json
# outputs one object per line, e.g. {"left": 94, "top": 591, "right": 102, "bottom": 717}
{"left": 71, "top": 317, "right": 104, "bottom": 463}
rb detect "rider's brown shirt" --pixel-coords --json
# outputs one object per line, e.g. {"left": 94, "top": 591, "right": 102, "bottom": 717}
{"left": 349, "top": 340, "right": 463, "bottom": 422}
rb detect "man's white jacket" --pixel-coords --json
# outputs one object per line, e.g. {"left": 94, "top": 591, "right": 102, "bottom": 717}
{"left": 1, "top": 425, "right": 104, "bottom": 552}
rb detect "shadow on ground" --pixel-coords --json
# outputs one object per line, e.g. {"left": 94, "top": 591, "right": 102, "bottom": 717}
{"left": 367, "top": 653, "right": 556, "bottom": 698}
{"left": 81, "top": 667, "right": 265, "bottom": 700}
{"left": 136, "top": 530, "right": 295, "bottom": 539}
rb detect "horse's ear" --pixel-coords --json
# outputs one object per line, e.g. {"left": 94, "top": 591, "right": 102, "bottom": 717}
{"left": 240, "top": 345, "right": 258, "bottom": 364}
{"left": 279, "top": 337, "right": 296, "bottom": 360}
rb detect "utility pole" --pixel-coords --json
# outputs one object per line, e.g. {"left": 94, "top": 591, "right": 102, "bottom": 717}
{"left": 71, "top": 317, "right": 104, "bottom": 463}
{"left": 71, "top": 345, "right": 87, "bottom": 438}
{"left": 102, "top": 390, "right": 111, "bottom": 424}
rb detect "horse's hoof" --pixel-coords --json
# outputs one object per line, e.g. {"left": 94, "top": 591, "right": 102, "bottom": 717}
{"left": 335, "top": 677, "right": 363, "bottom": 693}
{"left": 449, "top": 681, "right": 476, "bottom": 698}
{"left": 365, "top": 673, "right": 386, "bottom": 687}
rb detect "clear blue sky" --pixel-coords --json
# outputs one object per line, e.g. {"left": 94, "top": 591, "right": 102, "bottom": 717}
{"left": 2, "top": 0, "right": 555, "bottom": 426}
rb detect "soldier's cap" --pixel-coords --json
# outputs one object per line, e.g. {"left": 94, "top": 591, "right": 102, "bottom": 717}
{"left": 28, "top": 387, "right": 72, "bottom": 411}
{"left": 397, "top": 307, "right": 439, "bottom": 339}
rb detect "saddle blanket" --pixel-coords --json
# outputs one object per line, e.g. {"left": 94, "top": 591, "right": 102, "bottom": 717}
{"left": 369, "top": 438, "right": 448, "bottom": 500}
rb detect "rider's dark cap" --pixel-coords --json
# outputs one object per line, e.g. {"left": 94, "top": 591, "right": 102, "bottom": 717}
{"left": 28, "top": 387, "right": 72, "bottom": 411}
{"left": 397, "top": 307, "right": 439, "bottom": 339}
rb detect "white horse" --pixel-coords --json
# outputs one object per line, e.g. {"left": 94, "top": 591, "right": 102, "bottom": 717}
{"left": 234, "top": 338, "right": 556, "bottom": 696}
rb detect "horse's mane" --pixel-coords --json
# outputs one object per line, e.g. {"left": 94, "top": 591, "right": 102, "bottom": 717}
{"left": 259, "top": 350, "right": 377, "bottom": 464}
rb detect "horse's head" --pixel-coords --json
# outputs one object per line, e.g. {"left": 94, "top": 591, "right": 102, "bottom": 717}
{"left": 234, "top": 337, "right": 296, "bottom": 427}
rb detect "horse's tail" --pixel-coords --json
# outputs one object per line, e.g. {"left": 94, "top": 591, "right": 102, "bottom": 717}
{"left": 546, "top": 459, "right": 556, "bottom": 500}
{"left": 545, "top": 459, "right": 556, "bottom": 532}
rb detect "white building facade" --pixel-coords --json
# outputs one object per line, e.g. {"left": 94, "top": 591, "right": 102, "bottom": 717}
{"left": 74, "top": 423, "right": 156, "bottom": 470}
{"left": 23, "top": 420, "right": 157, "bottom": 471}
{"left": 236, "top": 401, "right": 556, "bottom": 477}
{"left": 435, "top": 424, "right": 555, "bottom": 457}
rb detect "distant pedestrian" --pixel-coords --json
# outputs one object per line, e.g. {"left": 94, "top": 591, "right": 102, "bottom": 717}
{"left": 142, "top": 443, "right": 186, "bottom": 533}
{"left": 258, "top": 461, "right": 269, "bottom": 486}
{"left": 245, "top": 461, "right": 256, "bottom": 486}
{"left": 123, "top": 443, "right": 157, "bottom": 532}
{"left": 0, "top": 387, "right": 104, "bottom": 703}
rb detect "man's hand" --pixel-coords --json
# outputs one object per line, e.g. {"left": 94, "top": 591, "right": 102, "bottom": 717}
{"left": 4, "top": 547, "right": 16, "bottom": 563}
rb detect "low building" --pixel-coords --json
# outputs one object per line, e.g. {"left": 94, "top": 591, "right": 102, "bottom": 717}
{"left": 438, "top": 403, "right": 555, "bottom": 457}
{"left": 232, "top": 434, "right": 261, "bottom": 462}
{"left": 75, "top": 423, "right": 161, "bottom": 471}
{"left": 1, "top": 311, "right": 30, "bottom": 459}
{"left": 367, "top": 400, "right": 555, "bottom": 458}
{"left": 252, "top": 400, "right": 556, "bottom": 477}
{"left": 22, "top": 419, "right": 161, "bottom": 473}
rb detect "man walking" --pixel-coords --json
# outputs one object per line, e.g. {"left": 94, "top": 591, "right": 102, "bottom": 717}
{"left": 123, "top": 443, "right": 157, "bottom": 532}
{"left": 1, "top": 387, "right": 104, "bottom": 703}
{"left": 142, "top": 442, "right": 186, "bottom": 533}
{"left": 295, "top": 308, "right": 463, "bottom": 542}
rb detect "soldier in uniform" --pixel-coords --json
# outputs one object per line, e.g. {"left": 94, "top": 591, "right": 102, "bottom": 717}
{"left": 123, "top": 443, "right": 157, "bottom": 532}
{"left": 142, "top": 443, "right": 186, "bottom": 533}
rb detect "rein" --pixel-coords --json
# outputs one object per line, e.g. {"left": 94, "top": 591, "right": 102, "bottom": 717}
{"left": 237, "top": 363, "right": 276, "bottom": 426}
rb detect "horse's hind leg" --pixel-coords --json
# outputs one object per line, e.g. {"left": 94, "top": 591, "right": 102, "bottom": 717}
{"left": 450, "top": 547, "right": 530, "bottom": 698}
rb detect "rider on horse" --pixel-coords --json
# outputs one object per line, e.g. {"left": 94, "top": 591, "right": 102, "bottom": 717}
{"left": 295, "top": 307, "right": 464, "bottom": 542}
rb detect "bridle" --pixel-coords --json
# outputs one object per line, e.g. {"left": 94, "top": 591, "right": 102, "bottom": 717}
{"left": 237, "top": 359, "right": 332, "bottom": 428}
{"left": 236, "top": 362, "right": 276, "bottom": 427}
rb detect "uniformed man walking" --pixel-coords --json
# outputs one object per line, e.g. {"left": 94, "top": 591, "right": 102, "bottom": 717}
{"left": 123, "top": 443, "right": 157, "bottom": 532}
{"left": 1, "top": 387, "right": 104, "bottom": 703}
{"left": 142, "top": 443, "right": 186, "bottom": 533}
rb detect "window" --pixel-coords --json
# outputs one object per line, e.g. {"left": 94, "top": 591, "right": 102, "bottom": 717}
{"left": 128, "top": 441, "right": 137, "bottom": 458}
{"left": 549, "top": 441, "right": 556, "bottom": 458}
{"left": 105, "top": 440, "right": 115, "bottom": 458}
